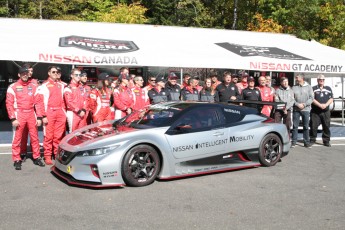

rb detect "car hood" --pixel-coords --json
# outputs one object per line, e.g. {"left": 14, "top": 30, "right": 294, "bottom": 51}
{"left": 63, "top": 121, "right": 136, "bottom": 147}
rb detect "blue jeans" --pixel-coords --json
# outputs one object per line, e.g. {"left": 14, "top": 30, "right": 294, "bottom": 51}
{"left": 292, "top": 110, "right": 310, "bottom": 144}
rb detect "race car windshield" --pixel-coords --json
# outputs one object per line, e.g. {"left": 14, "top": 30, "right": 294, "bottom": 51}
{"left": 113, "top": 103, "right": 189, "bottom": 129}
{"left": 124, "top": 107, "right": 181, "bottom": 128}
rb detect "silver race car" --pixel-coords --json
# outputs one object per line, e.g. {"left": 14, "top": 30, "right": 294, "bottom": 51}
{"left": 52, "top": 101, "right": 291, "bottom": 188}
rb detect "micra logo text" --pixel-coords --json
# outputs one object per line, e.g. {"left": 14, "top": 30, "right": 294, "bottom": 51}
{"left": 59, "top": 36, "right": 139, "bottom": 54}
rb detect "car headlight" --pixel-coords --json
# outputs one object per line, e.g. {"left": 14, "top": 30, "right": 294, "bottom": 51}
{"left": 76, "top": 145, "right": 119, "bottom": 157}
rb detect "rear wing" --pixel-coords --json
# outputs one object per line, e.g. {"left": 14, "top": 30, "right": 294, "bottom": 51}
{"left": 228, "top": 100, "right": 287, "bottom": 117}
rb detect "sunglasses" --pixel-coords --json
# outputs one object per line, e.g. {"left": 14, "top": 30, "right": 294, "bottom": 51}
{"left": 74, "top": 73, "right": 81, "bottom": 77}
{"left": 150, "top": 79, "right": 156, "bottom": 82}
{"left": 51, "top": 71, "right": 60, "bottom": 74}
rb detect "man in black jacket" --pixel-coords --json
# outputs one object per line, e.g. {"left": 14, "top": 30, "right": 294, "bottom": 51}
{"left": 241, "top": 76, "right": 262, "bottom": 111}
{"left": 216, "top": 72, "right": 240, "bottom": 102}
{"left": 310, "top": 74, "right": 333, "bottom": 147}
{"left": 165, "top": 73, "right": 181, "bottom": 101}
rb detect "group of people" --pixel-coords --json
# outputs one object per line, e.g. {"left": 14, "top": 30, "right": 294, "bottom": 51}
{"left": 122, "top": 71, "right": 333, "bottom": 150}
{"left": 288, "top": 73, "right": 333, "bottom": 149}
{"left": 211, "top": 71, "right": 333, "bottom": 149}
{"left": 6, "top": 65, "right": 333, "bottom": 170}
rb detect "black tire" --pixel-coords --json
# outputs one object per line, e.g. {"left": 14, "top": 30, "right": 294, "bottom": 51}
{"left": 121, "top": 145, "right": 160, "bottom": 187}
{"left": 258, "top": 133, "right": 282, "bottom": 167}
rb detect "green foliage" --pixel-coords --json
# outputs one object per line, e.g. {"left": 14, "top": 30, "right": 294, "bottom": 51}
{"left": 176, "top": 0, "right": 214, "bottom": 27}
{"left": 0, "top": 0, "right": 9, "bottom": 17}
{"left": 247, "top": 13, "right": 283, "bottom": 33}
{"left": 318, "top": 1, "right": 345, "bottom": 49}
{"left": 95, "top": 3, "right": 148, "bottom": 24}
{"left": 141, "top": 0, "right": 179, "bottom": 25}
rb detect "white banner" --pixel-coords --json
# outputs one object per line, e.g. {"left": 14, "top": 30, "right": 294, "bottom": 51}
{"left": 1, "top": 18, "right": 345, "bottom": 74}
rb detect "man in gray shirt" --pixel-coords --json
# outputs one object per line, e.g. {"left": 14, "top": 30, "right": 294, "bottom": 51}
{"left": 291, "top": 73, "right": 314, "bottom": 148}
{"left": 274, "top": 77, "right": 294, "bottom": 134}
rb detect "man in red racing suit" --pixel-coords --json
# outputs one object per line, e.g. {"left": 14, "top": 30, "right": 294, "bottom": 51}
{"left": 6, "top": 67, "right": 45, "bottom": 170}
{"left": 131, "top": 75, "right": 150, "bottom": 112}
{"left": 113, "top": 73, "right": 134, "bottom": 119}
{"left": 80, "top": 71, "right": 92, "bottom": 126}
{"left": 37, "top": 66, "right": 66, "bottom": 165}
{"left": 64, "top": 68, "right": 87, "bottom": 133}
{"left": 20, "top": 63, "right": 39, "bottom": 160}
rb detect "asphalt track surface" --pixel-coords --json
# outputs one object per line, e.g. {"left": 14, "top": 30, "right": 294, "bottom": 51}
{"left": 1, "top": 139, "right": 345, "bottom": 229}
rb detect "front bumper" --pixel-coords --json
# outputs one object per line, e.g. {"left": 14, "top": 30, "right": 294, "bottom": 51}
{"left": 51, "top": 166, "right": 125, "bottom": 188}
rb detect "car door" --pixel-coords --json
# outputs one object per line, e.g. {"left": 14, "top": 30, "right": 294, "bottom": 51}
{"left": 165, "top": 107, "right": 229, "bottom": 159}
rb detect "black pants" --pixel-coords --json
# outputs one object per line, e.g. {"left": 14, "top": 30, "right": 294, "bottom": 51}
{"left": 310, "top": 110, "right": 331, "bottom": 143}
{"left": 274, "top": 110, "right": 292, "bottom": 133}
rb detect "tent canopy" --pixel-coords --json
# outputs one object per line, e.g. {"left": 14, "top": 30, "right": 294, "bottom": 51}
{"left": 1, "top": 18, "right": 345, "bottom": 74}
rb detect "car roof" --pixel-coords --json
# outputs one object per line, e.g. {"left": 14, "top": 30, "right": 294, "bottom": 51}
{"left": 154, "top": 101, "right": 259, "bottom": 115}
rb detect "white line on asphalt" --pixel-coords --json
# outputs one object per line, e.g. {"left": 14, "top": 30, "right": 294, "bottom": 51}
{"left": 0, "top": 152, "right": 11, "bottom": 155}
{"left": 311, "top": 144, "right": 345, "bottom": 147}
{"left": 0, "top": 143, "right": 43, "bottom": 147}
{"left": 331, "top": 122, "right": 345, "bottom": 126}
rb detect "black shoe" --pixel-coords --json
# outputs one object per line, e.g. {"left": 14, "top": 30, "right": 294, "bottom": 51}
{"left": 20, "top": 153, "right": 27, "bottom": 162}
{"left": 33, "top": 157, "right": 45, "bottom": 167}
{"left": 14, "top": 160, "right": 22, "bottom": 170}
{"left": 304, "top": 143, "right": 312, "bottom": 148}
{"left": 324, "top": 142, "right": 331, "bottom": 147}
{"left": 291, "top": 143, "right": 296, "bottom": 148}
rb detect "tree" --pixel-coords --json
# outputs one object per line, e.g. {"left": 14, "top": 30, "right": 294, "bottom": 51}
{"left": 318, "top": 1, "right": 345, "bottom": 49}
{"left": 94, "top": 3, "right": 148, "bottom": 24}
{"left": 176, "top": 0, "right": 214, "bottom": 27}
{"left": 0, "top": 0, "right": 9, "bottom": 17}
{"left": 247, "top": 13, "right": 283, "bottom": 32}
{"left": 141, "top": 0, "right": 180, "bottom": 25}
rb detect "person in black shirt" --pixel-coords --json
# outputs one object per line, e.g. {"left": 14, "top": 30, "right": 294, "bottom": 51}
{"left": 231, "top": 73, "right": 239, "bottom": 84}
{"left": 216, "top": 72, "right": 240, "bottom": 102}
{"left": 181, "top": 77, "right": 200, "bottom": 101}
{"left": 241, "top": 76, "right": 262, "bottom": 111}
{"left": 310, "top": 74, "right": 333, "bottom": 147}
{"left": 148, "top": 76, "right": 171, "bottom": 104}
{"left": 165, "top": 72, "right": 181, "bottom": 101}
{"left": 200, "top": 78, "right": 219, "bottom": 102}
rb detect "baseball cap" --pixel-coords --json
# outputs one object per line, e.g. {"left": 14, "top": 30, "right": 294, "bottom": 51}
{"left": 98, "top": 72, "right": 109, "bottom": 80}
{"left": 18, "top": 67, "right": 29, "bottom": 74}
{"left": 248, "top": 76, "right": 255, "bottom": 82}
{"left": 156, "top": 76, "right": 167, "bottom": 83}
{"left": 241, "top": 72, "right": 249, "bottom": 77}
{"left": 168, "top": 72, "right": 178, "bottom": 80}
{"left": 317, "top": 74, "right": 325, "bottom": 80}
